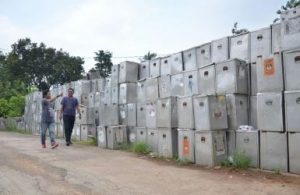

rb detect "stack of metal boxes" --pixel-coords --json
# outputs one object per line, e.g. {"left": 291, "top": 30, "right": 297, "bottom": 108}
{"left": 24, "top": 91, "right": 42, "bottom": 135}
{"left": 22, "top": 6, "right": 300, "bottom": 174}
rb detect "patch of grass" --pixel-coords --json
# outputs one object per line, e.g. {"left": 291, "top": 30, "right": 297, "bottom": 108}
{"left": 272, "top": 168, "right": 281, "bottom": 175}
{"left": 132, "top": 142, "right": 151, "bottom": 155}
{"left": 119, "top": 143, "right": 134, "bottom": 151}
{"left": 73, "top": 138, "right": 97, "bottom": 146}
{"left": 176, "top": 158, "right": 193, "bottom": 166}
{"left": 221, "top": 152, "right": 251, "bottom": 169}
{"left": 5, "top": 118, "right": 27, "bottom": 134}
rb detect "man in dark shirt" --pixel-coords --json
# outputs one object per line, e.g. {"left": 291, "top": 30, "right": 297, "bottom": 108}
{"left": 60, "top": 88, "right": 81, "bottom": 146}
{"left": 41, "top": 90, "right": 62, "bottom": 149}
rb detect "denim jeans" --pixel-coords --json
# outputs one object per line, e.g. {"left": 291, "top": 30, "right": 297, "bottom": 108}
{"left": 41, "top": 122, "right": 56, "bottom": 145}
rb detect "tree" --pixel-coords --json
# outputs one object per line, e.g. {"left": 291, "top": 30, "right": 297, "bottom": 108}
{"left": 94, "top": 50, "right": 113, "bottom": 78}
{"left": 143, "top": 51, "right": 157, "bottom": 61}
{"left": 4, "top": 38, "right": 84, "bottom": 90}
{"left": 232, "top": 22, "right": 249, "bottom": 35}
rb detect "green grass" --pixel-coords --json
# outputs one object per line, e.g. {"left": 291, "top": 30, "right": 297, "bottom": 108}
{"left": 222, "top": 152, "right": 251, "bottom": 169}
{"left": 73, "top": 137, "right": 97, "bottom": 146}
{"left": 131, "top": 142, "right": 151, "bottom": 155}
{"left": 4, "top": 118, "right": 27, "bottom": 134}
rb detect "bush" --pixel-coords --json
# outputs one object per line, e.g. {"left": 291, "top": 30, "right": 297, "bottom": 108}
{"left": 132, "top": 142, "right": 151, "bottom": 155}
{"left": 0, "top": 99, "right": 9, "bottom": 117}
{"left": 8, "top": 95, "right": 25, "bottom": 117}
{"left": 222, "top": 152, "right": 251, "bottom": 169}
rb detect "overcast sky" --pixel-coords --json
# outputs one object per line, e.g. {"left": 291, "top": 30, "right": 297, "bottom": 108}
{"left": 0, "top": 0, "right": 285, "bottom": 72}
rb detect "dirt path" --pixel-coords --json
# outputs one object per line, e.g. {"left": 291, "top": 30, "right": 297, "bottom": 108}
{"left": 0, "top": 131, "right": 300, "bottom": 195}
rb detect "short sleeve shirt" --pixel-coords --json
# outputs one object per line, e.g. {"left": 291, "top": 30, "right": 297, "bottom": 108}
{"left": 61, "top": 97, "right": 79, "bottom": 116}
{"left": 41, "top": 99, "right": 55, "bottom": 123}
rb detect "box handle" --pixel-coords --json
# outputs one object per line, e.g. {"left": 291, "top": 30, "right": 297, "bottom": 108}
{"left": 239, "top": 100, "right": 243, "bottom": 105}
{"left": 295, "top": 56, "right": 300, "bottom": 63}
{"left": 140, "top": 107, "right": 144, "bottom": 111}
{"left": 296, "top": 97, "right": 300, "bottom": 104}
{"left": 204, "top": 71, "right": 209, "bottom": 76}
{"left": 265, "top": 100, "right": 273, "bottom": 105}
{"left": 140, "top": 131, "right": 144, "bottom": 135}
{"left": 174, "top": 57, "right": 179, "bottom": 61}
{"left": 164, "top": 60, "right": 168, "bottom": 64}
{"left": 243, "top": 137, "right": 250, "bottom": 143}
{"left": 153, "top": 63, "right": 157, "bottom": 67}
{"left": 163, "top": 134, "right": 166, "bottom": 138}
{"left": 188, "top": 75, "right": 193, "bottom": 79}
{"left": 201, "top": 49, "right": 205, "bottom": 54}
{"left": 143, "top": 65, "right": 146, "bottom": 69}
{"left": 257, "top": 34, "right": 263, "bottom": 41}
{"left": 188, "top": 53, "right": 192, "bottom": 58}
{"left": 237, "top": 40, "right": 242, "bottom": 45}
{"left": 201, "top": 137, "right": 206, "bottom": 143}
{"left": 162, "top": 103, "right": 166, "bottom": 108}
{"left": 183, "top": 102, "right": 187, "bottom": 106}
{"left": 223, "top": 66, "right": 228, "bottom": 71}
{"left": 151, "top": 132, "right": 154, "bottom": 136}
{"left": 184, "top": 136, "right": 188, "bottom": 139}
{"left": 217, "top": 44, "right": 222, "bottom": 49}
{"left": 199, "top": 102, "right": 204, "bottom": 107}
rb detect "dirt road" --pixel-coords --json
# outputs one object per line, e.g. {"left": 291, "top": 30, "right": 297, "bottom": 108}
{"left": 0, "top": 131, "right": 300, "bottom": 195}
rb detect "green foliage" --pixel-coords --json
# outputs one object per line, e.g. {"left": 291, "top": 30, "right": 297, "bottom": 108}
{"left": 7, "top": 96, "right": 25, "bottom": 117}
{"left": 221, "top": 152, "right": 251, "bottom": 169}
{"left": 143, "top": 51, "right": 157, "bottom": 61}
{"left": 132, "top": 142, "right": 151, "bottom": 155}
{"left": 94, "top": 50, "right": 113, "bottom": 78}
{"left": 232, "top": 22, "right": 249, "bottom": 35}
{"left": 277, "top": 0, "right": 300, "bottom": 14}
{"left": 4, "top": 38, "right": 84, "bottom": 90}
{"left": 0, "top": 99, "right": 10, "bottom": 117}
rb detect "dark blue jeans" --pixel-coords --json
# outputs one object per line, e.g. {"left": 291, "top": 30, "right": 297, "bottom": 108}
{"left": 63, "top": 115, "right": 75, "bottom": 143}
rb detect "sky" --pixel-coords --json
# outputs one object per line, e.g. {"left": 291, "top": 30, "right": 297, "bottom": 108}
{"left": 0, "top": 0, "right": 285, "bottom": 72}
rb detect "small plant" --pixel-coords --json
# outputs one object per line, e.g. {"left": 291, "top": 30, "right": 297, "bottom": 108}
{"left": 232, "top": 153, "right": 251, "bottom": 169}
{"left": 74, "top": 138, "right": 97, "bottom": 146}
{"left": 132, "top": 142, "right": 151, "bottom": 155}
{"left": 221, "top": 159, "right": 233, "bottom": 168}
{"left": 272, "top": 168, "right": 281, "bottom": 175}
{"left": 176, "top": 158, "right": 192, "bottom": 166}
{"left": 119, "top": 143, "right": 133, "bottom": 151}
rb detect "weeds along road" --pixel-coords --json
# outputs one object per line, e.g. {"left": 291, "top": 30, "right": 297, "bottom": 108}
{"left": 0, "top": 131, "right": 300, "bottom": 195}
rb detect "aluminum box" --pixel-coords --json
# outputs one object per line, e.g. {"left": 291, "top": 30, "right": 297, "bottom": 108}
{"left": 146, "top": 102, "right": 157, "bottom": 128}
{"left": 139, "top": 61, "right": 150, "bottom": 80}
{"left": 285, "top": 91, "right": 300, "bottom": 132}
{"left": 257, "top": 92, "right": 284, "bottom": 131}
{"left": 216, "top": 59, "right": 248, "bottom": 95}
{"left": 156, "top": 97, "right": 178, "bottom": 128}
{"left": 260, "top": 131, "right": 287, "bottom": 172}
{"left": 178, "top": 129, "right": 195, "bottom": 162}
{"left": 102, "top": 104, "right": 119, "bottom": 126}
{"left": 198, "top": 64, "right": 216, "bottom": 95}
{"left": 97, "top": 126, "right": 107, "bottom": 148}
{"left": 283, "top": 49, "right": 300, "bottom": 91}
{"left": 119, "top": 61, "right": 139, "bottom": 83}
{"left": 149, "top": 58, "right": 161, "bottom": 78}
{"left": 111, "top": 83, "right": 119, "bottom": 105}
{"left": 226, "top": 94, "right": 249, "bottom": 130}
{"left": 236, "top": 130, "right": 259, "bottom": 168}
{"left": 183, "top": 47, "right": 197, "bottom": 71}
{"left": 196, "top": 43, "right": 212, "bottom": 68}
{"left": 256, "top": 53, "right": 283, "bottom": 92}
{"left": 288, "top": 132, "right": 300, "bottom": 174}
{"left": 160, "top": 56, "right": 171, "bottom": 76}
{"left": 145, "top": 77, "right": 159, "bottom": 102}
{"left": 119, "top": 83, "right": 137, "bottom": 104}
{"left": 137, "top": 79, "right": 146, "bottom": 103}
{"left": 226, "top": 130, "right": 236, "bottom": 159}
{"left": 104, "top": 78, "right": 111, "bottom": 105}
{"left": 159, "top": 75, "right": 171, "bottom": 98}
{"left": 146, "top": 128, "right": 159, "bottom": 153}
{"left": 136, "top": 127, "right": 147, "bottom": 143}
{"left": 249, "top": 96, "right": 258, "bottom": 129}
{"left": 193, "top": 95, "right": 228, "bottom": 131}
{"left": 137, "top": 103, "right": 146, "bottom": 127}
{"left": 119, "top": 104, "right": 137, "bottom": 126}
{"left": 77, "top": 106, "right": 94, "bottom": 124}
{"left": 177, "top": 96, "right": 194, "bottom": 129}
{"left": 195, "top": 130, "right": 227, "bottom": 167}
{"left": 250, "top": 27, "right": 271, "bottom": 63}
{"left": 170, "top": 52, "right": 183, "bottom": 74}
{"left": 158, "top": 128, "right": 178, "bottom": 158}
{"left": 107, "top": 125, "right": 127, "bottom": 150}
{"left": 271, "top": 23, "right": 282, "bottom": 53}
{"left": 230, "top": 33, "right": 250, "bottom": 62}
{"left": 171, "top": 73, "right": 184, "bottom": 97}
{"left": 127, "top": 126, "right": 137, "bottom": 144}
{"left": 111, "top": 64, "right": 119, "bottom": 84}
{"left": 211, "top": 37, "right": 229, "bottom": 63}
{"left": 281, "top": 12, "right": 300, "bottom": 50}
{"left": 250, "top": 63, "right": 257, "bottom": 95}
{"left": 184, "top": 70, "right": 199, "bottom": 96}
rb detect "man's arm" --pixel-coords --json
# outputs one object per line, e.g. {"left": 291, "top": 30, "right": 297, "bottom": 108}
{"left": 47, "top": 93, "right": 63, "bottom": 102}
{"left": 59, "top": 97, "right": 64, "bottom": 120}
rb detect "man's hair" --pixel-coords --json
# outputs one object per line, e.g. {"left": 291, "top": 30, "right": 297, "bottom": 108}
{"left": 68, "top": 88, "right": 74, "bottom": 92}
{"left": 42, "top": 89, "right": 49, "bottom": 98}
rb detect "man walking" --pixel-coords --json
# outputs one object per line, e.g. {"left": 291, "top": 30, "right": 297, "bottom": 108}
{"left": 41, "top": 90, "right": 62, "bottom": 149}
{"left": 60, "top": 88, "right": 81, "bottom": 146}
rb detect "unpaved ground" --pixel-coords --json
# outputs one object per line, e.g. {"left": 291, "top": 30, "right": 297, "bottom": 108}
{"left": 0, "top": 131, "right": 300, "bottom": 195}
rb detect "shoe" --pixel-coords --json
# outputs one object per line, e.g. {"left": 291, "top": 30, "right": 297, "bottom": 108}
{"left": 51, "top": 142, "right": 59, "bottom": 149}
{"left": 66, "top": 142, "right": 70, "bottom": 146}
{"left": 42, "top": 144, "right": 46, "bottom": 148}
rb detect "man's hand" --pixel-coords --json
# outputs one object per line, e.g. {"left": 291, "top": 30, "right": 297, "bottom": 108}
{"left": 78, "top": 113, "right": 82, "bottom": 119}
{"left": 59, "top": 114, "right": 63, "bottom": 121}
